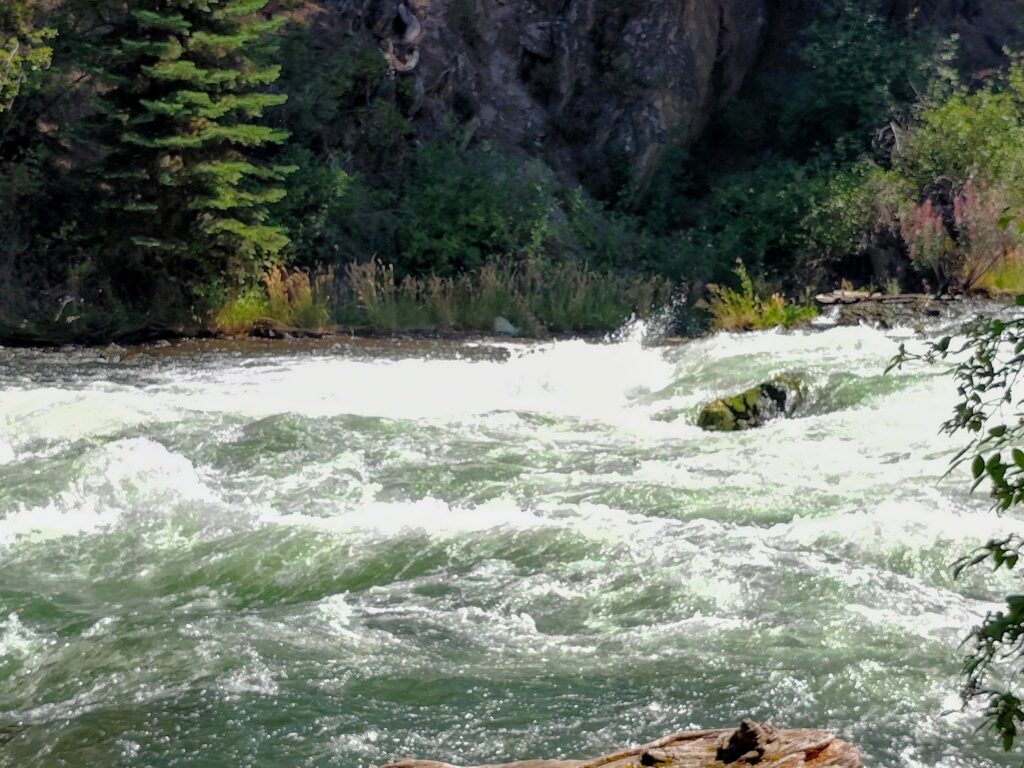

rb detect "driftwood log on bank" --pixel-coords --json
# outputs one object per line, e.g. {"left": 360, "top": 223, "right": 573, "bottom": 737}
{"left": 814, "top": 290, "right": 939, "bottom": 305}
{"left": 814, "top": 290, "right": 957, "bottom": 328}
{"left": 377, "top": 720, "right": 861, "bottom": 768}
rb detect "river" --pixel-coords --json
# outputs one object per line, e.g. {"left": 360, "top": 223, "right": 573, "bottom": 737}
{"left": 0, "top": 322, "right": 1018, "bottom": 767}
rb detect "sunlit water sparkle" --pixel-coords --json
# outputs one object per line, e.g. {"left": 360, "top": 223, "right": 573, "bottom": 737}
{"left": 0, "top": 323, "right": 1019, "bottom": 767}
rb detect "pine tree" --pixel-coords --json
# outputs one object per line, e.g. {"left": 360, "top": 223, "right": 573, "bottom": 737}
{"left": 88, "top": 0, "right": 292, "bottom": 318}
{"left": 0, "top": 1, "right": 54, "bottom": 114}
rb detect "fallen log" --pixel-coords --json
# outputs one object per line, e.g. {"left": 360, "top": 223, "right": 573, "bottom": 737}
{"left": 814, "top": 290, "right": 937, "bottom": 305}
{"left": 377, "top": 720, "right": 862, "bottom": 768}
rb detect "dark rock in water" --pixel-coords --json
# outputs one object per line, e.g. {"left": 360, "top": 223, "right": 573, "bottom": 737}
{"left": 717, "top": 719, "right": 779, "bottom": 764}
{"left": 376, "top": 720, "right": 862, "bottom": 767}
{"left": 698, "top": 374, "right": 806, "bottom": 431}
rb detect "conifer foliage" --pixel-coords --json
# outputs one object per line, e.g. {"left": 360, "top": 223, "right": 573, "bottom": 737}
{"left": 89, "top": 0, "right": 291, "bottom": 315}
{"left": 0, "top": 1, "right": 54, "bottom": 113}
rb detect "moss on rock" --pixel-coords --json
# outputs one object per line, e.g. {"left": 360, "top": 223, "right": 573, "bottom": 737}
{"left": 698, "top": 374, "right": 808, "bottom": 431}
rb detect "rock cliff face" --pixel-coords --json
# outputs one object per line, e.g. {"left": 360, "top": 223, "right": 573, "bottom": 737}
{"left": 322, "top": 0, "right": 1024, "bottom": 183}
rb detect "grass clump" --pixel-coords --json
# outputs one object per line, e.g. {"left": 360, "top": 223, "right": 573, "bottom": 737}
{"left": 211, "top": 289, "right": 269, "bottom": 334}
{"left": 334, "top": 258, "right": 673, "bottom": 334}
{"left": 975, "top": 256, "right": 1024, "bottom": 295}
{"left": 702, "top": 262, "right": 818, "bottom": 331}
{"left": 264, "top": 267, "right": 333, "bottom": 329}
{"left": 213, "top": 259, "right": 673, "bottom": 336}
{"left": 212, "top": 267, "right": 333, "bottom": 333}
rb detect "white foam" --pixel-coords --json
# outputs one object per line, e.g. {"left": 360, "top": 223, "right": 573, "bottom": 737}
{"left": 260, "top": 496, "right": 552, "bottom": 538}
{"left": 0, "top": 387, "right": 169, "bottom": 445}
{"left": 218, "top": 652, "right": 280, "bottom": 697}
{"left": 0, "top": 438, "right": 216, "bottom": 545}
{"left": 0, "top": 612, "right": 45, "bottom": 660}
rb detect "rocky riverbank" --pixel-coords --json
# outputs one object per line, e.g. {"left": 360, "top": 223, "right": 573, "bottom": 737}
{"left": 811, "top": 290, "right": 1004, "bottom": 330}
{"left": 1, "top": 288, "right": 1012, "bottom": 356}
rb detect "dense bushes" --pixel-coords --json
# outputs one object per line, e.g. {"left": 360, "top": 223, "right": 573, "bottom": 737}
{"left": 0, "top": 1, "right": 53, "bottom": 111}
{"left": 5, "top": 0, "right": 1024, "bottom": 341}
{"left": 0, "top": 0, "right": 294, "bottom": 340}
{"left": 635, "top": 0, "right": 956, "bottom": 291}
{"left": 810, "top": 61, "right": 1024, "bottom": 294}
{"left": 642, "top": 3, "right": 1024, "bottom": 300}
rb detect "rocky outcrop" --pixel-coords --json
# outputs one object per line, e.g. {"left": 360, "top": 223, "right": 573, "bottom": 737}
{"left": 698, "top": 374, "right": 807, "bottom": 431}
{"left": 318, "top": 0, "right": 1024, "bottom": 187}
{"left": 321, "top": 0, "right": 770, "bottom": 183}
{"left": 376, "top": 720, "right": 862, "bottom": 767}
{"left": 814, "top": 290, "right": 960, "bottom": 328}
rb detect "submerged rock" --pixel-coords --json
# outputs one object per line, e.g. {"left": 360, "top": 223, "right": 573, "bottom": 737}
{"left": 698, "top": 374, "right": 807, "bottom": 431}
{"left": 377, "top": 720, "right": 861, "bottom": 767}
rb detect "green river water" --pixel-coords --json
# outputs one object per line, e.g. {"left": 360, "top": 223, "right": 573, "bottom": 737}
{"left": 0, "top": 321, "right": 1019, "bottom": 767}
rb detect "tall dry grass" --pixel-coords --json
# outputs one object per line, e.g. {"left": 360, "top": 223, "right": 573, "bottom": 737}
{"left": 213, "top": 259, "right": 673, "bottom": 335}
{"left": 212, "top": 266, "right": 333, "bottom": 333}
{"left": 333, "top": 258, "right": 673, "bottom": 333}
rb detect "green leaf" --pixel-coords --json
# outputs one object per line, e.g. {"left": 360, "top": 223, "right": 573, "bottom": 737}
{"left": 974, "top": 455, "right": 986, "bottom": 478}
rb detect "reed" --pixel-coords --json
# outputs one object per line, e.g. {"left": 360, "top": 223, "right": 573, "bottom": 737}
{"left": 334, "top": 258, "right": 673, "bottom": 333}
{"left": 212, "top": 266, "right": 333, "bottom": 333}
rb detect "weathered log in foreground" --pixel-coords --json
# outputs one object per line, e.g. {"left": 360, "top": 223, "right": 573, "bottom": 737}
{"left": 377, "top": 720, "right": 861, "bottom": 768}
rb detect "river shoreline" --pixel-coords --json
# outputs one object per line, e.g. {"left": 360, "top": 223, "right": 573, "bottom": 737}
{"left": 0, "top": 292, "right": 1012, "bottom": 354}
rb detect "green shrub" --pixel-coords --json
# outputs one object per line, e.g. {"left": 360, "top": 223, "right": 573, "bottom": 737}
{"left": 273, "top": 146, "right": 355, "bottom": 266}
{"left": 702, "top": 262, "right": 817, "bottom": 331}
{"left": 0, "top": 1, "right": 54, "bottom": 112}
{"left": 634, "top": 0, "right": 953, "bottom": 288}
{"left": 395, "top": 144, "right": 558, "bottom": 276}
{"left": 774, "top": 0, "right": 948, "bottom": 157}
{"left": 896, "top": 86, "right": 1024, "bottom": 189}
{"left": 690, "top": 159, "right": 832, "bottom": 278}
{"left": 212, "top": 268, "right": 333, "bottom": 333}
{"left": 900, "top": 182, "right": 1023, "bottom": 293}
{"left": 212, "top": 289, "right": 268, "bottom": 334}
{"left": 803, "top": 161, "right": 914, "bottom": 264}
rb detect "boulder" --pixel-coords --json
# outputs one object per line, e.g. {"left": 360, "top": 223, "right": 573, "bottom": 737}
{"left": 493, "top": 316, "right": 521, "bottom": 336}
{"left": 698, "top": 374, "right": 806, "bottom": 431}
{"left": 376, "top": 720, "right": 861, "bottom": 767}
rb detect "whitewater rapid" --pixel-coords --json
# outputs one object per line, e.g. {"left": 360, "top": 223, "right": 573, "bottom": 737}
{"left": 0, "top": 323, "right": 1018, "bottom": 767}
